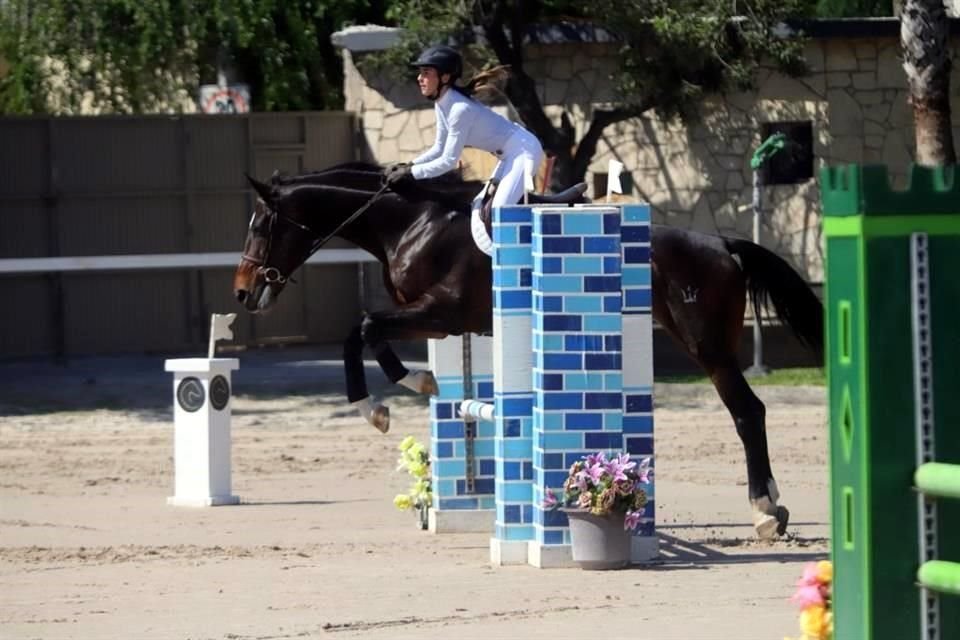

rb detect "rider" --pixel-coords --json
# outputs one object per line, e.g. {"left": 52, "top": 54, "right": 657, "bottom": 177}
{"left": 384, "top": 45, "right": 544, "bottom": 208}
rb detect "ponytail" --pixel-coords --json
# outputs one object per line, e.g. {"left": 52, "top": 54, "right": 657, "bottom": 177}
{"left": 452, "top": 65, "right": 512, "bottom": 104}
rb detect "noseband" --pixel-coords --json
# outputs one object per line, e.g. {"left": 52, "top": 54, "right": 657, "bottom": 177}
{"left": 241, "top": 211, "right": 317, "bottom": 284}
{"left": 241, "top": 182, "right": 390, "bottom": 285}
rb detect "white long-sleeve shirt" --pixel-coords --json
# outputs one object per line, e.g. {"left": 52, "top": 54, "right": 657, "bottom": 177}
{"left": 411, "top": 88, "right": 523, "bottom": 180}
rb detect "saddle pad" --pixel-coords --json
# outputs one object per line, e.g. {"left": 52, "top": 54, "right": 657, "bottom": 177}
{"left": 470, "top": 205, "right": 493, "bottom": 257}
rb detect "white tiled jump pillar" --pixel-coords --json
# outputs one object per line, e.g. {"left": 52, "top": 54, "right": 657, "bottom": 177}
{"left": 165, "top": 358, "right": 241, "bottom": 507}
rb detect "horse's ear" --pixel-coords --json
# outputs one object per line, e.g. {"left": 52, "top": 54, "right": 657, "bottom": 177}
{"left": 245, "top": 173, "right": 273, "bottom": 204}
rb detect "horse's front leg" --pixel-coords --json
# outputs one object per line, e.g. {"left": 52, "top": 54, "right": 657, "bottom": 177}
{"left": 343, "top": 324, "right": 390, "bottom": 433}
{"left": 370, "top": 340, "right": 439, "bottom": 396}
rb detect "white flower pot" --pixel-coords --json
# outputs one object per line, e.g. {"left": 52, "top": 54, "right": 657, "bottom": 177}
{"left": 564, "top": 508, "right": 631, "bottom": 570}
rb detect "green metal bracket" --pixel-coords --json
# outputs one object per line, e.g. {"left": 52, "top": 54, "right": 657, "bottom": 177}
{"left": 750, "top": 132, "right": 786, "bottom": 170}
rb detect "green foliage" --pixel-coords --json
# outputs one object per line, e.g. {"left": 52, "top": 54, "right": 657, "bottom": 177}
{"left": 0, "top": 4, "right": 48, "bottom": 114}
{"left": 361, "top": 0, "right": 481, "bottom": 76}
{"left": 814, "top": 0, "right": 893, "bottom": 17}
{"left": 373, "top": 0, "right": 814, "bottom": 128}
{"left": 602, "top": 0, "right": 815, "bottom": 121}
{"left": 0, "top": 0, "right": 383, "bottom": 114}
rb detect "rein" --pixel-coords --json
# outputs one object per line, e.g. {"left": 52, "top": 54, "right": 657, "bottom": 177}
{"left": 243, "top": 182, "right": 391, "bottom": 285}
{"left": 308, "top": 182, "right": 390, "bottom": 255}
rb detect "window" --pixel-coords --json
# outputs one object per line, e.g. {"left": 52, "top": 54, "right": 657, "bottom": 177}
{"left": 759, "top": 121, "right": 814, "bottom": 185}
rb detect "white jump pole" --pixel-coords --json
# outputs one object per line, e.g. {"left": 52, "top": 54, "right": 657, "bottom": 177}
{"left": 165, "top": 313, "right": 241, "bottom": 507}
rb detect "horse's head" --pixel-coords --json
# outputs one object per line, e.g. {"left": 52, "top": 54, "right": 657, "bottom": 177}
{"left": 233, "top": 174, "right": 320, "bottom": 313}
{"left": 233, "top": 162, "right": 483, "bottom": 313}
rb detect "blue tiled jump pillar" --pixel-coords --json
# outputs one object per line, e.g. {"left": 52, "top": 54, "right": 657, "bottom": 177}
{"left": 489, "top": 204, "right": 658, "bottom": 568}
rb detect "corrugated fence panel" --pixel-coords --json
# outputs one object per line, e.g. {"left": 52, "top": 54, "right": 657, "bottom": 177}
{"left": 0, "top": 201, "right": 50, "bottom": 259}
{"left": 53, "top": 118, "right": 187, "bottom": 257}
{"left": 56, "top": 197, "right": 187, "bottom": 256}
{"left": 192, "top": 193, "right": 249, "bottom": 253}
{"left": 302, "top": 264, "right": 363, "bottom": 343}
{"left": 304, "top": 114, "right": 357, "bottom": 170}
{"left": 53, "top": 118, "right": 183, "bottom": 193}
{"left": 0, "top": 120, "right": 50, "bottom": 259}
{"left": 61, "top": 271, "right": 191, "bottom": 354}
{"left": 0, "top": 119, "right": 48, "bottom": 195}
{"left": 188, "top": 117, "right": 248, "bottom": 190}
{"left": 0, "top": 277, "right": 56, "bottom": 358}
{"left": 185, "top": 117, "right": 249, "bottom": 253}
{"left": 251, "top": 114, "right": 305, "bottom": 146}
{"left": 0, "top": 120, "right": 55, "bottom": 357}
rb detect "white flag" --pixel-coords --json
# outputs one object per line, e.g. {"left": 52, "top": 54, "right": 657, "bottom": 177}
{"left": 208, "top": 313, "right": 237, "bottom": 358}
{"left": 607, "top": 159, "right": 624, "bottom": 196}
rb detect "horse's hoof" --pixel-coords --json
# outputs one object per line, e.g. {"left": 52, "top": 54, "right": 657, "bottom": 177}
{"left": 398, "top": 370, "right": 439, "bottom": 396}
{"left": 420, "top": 371, "right": 439, "bottom": 396}
{"left": 370, "top": 404, "right": 390, "bottom": 434}
{"left": 754, "top": 512, "right": 781, "bottom": 540}
{"left": 775, "top": 505, "right": 790, "bottom": 536}
{"left": 753, "top": 504, "right": 789, "bottom": 539}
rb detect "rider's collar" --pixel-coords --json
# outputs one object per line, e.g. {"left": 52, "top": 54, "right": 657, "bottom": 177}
{"left": 430, "top": 84, "right": 453, "bottom": 104}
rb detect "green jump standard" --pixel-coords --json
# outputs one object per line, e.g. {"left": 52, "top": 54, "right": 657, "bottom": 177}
{"left": 821, "top": 164, "right": 960, "bottom": 640}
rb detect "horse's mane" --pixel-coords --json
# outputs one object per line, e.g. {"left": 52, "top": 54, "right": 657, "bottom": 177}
{"left": 269, "top": 161, "right": 483, "bottom": 209}
{"left": 269, "top": 162, "right": 381, "bottom": 185}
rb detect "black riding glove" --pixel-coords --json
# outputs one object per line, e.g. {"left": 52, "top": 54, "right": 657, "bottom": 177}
{"left": 384, "top": 163, "right": 413, "bottom": 187}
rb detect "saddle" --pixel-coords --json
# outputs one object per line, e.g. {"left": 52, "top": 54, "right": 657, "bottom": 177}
{"left": 470, "top": 180, "right": 590, "bottom": 258}
{"left": 477, "top": 180, "right": 590, "bottom": 235}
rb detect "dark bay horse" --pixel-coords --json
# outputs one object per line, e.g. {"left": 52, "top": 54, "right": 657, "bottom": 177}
{"left": 233, "top": 161, "right": 823, "bottom": 539}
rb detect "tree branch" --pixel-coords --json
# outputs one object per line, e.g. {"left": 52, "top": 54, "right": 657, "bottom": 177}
{"left": 479, "top": 0, "right": 515, "bottom": 66}
{"left": 479, "top": 3, "right": 561, "bottom": 151}
{"left": 571, "top": 104, "right": 650, "bottom": 179}
{"left": 508, "top": 0, "right": 524, "bottom": 72}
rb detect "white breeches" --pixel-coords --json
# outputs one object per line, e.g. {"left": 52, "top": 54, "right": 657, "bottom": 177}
{"left": 487, "top": 128, "right": 545, "bottom": 207}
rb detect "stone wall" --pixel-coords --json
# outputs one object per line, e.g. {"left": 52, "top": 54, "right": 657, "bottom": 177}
{"left": 339, "top": 30, "right": 960, "bottom": 282}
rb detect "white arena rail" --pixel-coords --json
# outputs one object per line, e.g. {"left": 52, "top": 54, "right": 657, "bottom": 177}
{"left": 0, "top": 249, "right": 378, "bottom": 274}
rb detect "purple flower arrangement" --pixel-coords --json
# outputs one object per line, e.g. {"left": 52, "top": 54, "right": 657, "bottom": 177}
{"left": 543, "top": 452, "right": 652, "bottom": 530}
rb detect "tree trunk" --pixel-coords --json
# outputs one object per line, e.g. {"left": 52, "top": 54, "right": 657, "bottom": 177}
{"left": 901, "top": 0, "right": 957, "bottom": 165}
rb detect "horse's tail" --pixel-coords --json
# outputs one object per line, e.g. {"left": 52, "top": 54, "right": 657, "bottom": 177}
{"left": 724, "top": 237, "right": 824, "bottom": 361}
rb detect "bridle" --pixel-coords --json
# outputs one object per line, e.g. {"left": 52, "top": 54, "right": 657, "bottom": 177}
{"left": 241, "top": 182, "right": 390, "bottom": 285}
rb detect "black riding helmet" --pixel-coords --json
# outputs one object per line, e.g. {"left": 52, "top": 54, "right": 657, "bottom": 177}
{"left": 409, "top": 45, "right": 463, "bottom": 81}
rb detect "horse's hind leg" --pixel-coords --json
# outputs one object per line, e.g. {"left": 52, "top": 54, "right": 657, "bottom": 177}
{"left": 705, "top": 359, "right": 789, "bottom": 539}
{"left": 655, "top": 258, "right": 787, "bottom": 539}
